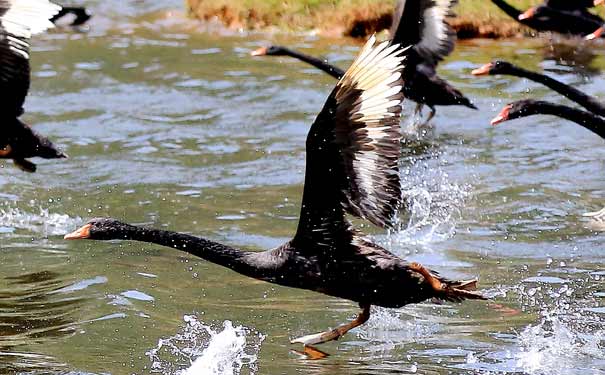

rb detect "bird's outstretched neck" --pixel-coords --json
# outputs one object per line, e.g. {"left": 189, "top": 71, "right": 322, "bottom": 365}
{"left": 66, "top": 221, "right": 268, "bottom": 279}
{"left": 505, "top": 65, "right": 605, "bottom": 117}
{"left": 276, "top": 47, "right": 344, "bottom": 79}
{"left": 491, "top": 0, "right": 523, "bottom": 20}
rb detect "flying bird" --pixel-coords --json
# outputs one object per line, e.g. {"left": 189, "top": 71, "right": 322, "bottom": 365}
{"left": 0, "top": 0, "right": 67, "bottom": 172}
{"left": 66, "top": 36, "right": 485, "bottom": 351}
{"left": 252, "top": 0, "right": 476, "bottom": 124}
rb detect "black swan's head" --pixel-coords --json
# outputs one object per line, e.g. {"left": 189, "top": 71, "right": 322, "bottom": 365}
{"left": 250, "top": 46, "right": 286, "bottom": 57}
{"left": 64, "top": 218, "right": 136, "bottom": 240}
{"left": 586, "top": 25, "right": 604, "bottom": 41}
{"left": 471, "top": 60, "right": 514, "bottom": 76}
{"left": 491, "top": 100, "right": 541, "bottom": 125}
{"left": 518, "top": 6, "right": 540, "bottom": 21}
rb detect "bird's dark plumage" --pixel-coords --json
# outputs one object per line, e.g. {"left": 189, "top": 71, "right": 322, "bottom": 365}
{"left": 492, "top": 0, "right": 603, "bottom": 37}
{"left": 473, "top": 60, "right": 605, "bottom": 117}
{"left": 492, "top": 99, "right": 605, "bottom": 137}
{"left": 251, "top": 0, "right": 475, "bottom": 122}
{"left": 50, "top": 6, "right": 92, "bottom": 26}
{"left": 0, "top": 0, "right": 66, "bottom": 172}
{"left": 67, "top": 38, "right": 484, "bottom": 347}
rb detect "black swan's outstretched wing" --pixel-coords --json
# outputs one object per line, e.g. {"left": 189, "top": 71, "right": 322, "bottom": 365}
{"left": 390, "top": 0, "right": 458, "bottom": 66}
{"left": 293, "top": 36, "right": 406, "bottom": 251}
{"left": 0, "top": 0, "right": 60, "bottom": 118}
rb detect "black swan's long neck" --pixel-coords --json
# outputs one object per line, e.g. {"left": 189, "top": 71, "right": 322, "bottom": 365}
{"left": 277, "top": 47, "right": 344, "bottom": 79}
{"left": 526, "top": 102, "right": 605, "bottom": 138}
{"left": 507, "top": 66, "right": 605, "bottom": 117}
{"left": 490, "top": 0, "right": 522, "bottom": 20}
{"left": 124, "top": 226, "right": 274, "bottom": 279}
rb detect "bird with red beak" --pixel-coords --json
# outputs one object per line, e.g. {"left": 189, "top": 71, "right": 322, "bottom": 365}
{"left": 518, "top": 6, "right": 537, "bottom": 21}
{"left": 586, "top": 0, "right": 605, "bottom": 39}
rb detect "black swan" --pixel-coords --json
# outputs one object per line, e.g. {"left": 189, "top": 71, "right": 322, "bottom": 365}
{"left": 472, "top": 60, "right": 605, "bottom": 117}
{"left": 491, "top": 99, "right": 605, "bottom": 220}
{"left": 66, "top": 37, "right": 485, "bottom": 349}
{"left": 491, "top": 0, "right": 603, "bottom": 36}
{"left": 0, "top": 0, "right": 67, "bottom": 172}
{"left": 586, "top": 24, "right": 604, "bottom": 40}
{"left": 50, "top": 6, "right": 92, "bottom": 26}
{"left": 252, "top": 0, "right": 476, "bottom": 123}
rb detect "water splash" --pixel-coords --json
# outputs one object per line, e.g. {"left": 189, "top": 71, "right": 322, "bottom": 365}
{"left": 515, "top": 312, "right": 605, "bottom": 375}
{"left": 357, "top": 307, "right": 439, "bottom": 346}
{"left": 0, "top": 206, "right": 82, "bottom": 236}
{"left": 459, "top": 274, "right": 605, "bottom": 375}
{"left": 387, "top": 149, "right": 471, "bottom": 245}
{"left": 146, "top": 315, "right": 265, "bottom": 375}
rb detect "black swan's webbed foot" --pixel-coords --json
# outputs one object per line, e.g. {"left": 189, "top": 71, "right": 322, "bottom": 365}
{"left": 290, "top": 304, "right": 370, "bottom": 346}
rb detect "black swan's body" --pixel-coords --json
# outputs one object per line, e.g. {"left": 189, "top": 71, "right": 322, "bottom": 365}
{"left": 252, "top": 0, "right": 476, "bottom": 123}
{"left": 0, "top": 0, "right": 67, "bottom": 172}
{"left": 50, "top": 6, "right": 92, "bottom": 26}
{"left": 532, "top": 0, "right": 602, "bottom": 23}
{"left": 389, "top": 0, "right": 477, "bottom": 119}
{"left": 491, "top": 0, "right": 603, "bottom": 37}
{"left": 67, "top": 37, "right": 484, "bottom": 349}
{"left": 472, "top": 60, "right": 605, "bottom": 117}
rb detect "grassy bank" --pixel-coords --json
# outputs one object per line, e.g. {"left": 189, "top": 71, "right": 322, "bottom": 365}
{"left": 186, "top": 0, "right": 545, "bottom": 38}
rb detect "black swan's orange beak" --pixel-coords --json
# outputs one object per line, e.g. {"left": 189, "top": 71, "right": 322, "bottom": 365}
{"left": 250, "top": 47, "right": 268, "bottom": 56}
{"left": 586, "top": 26, "right": 605, "bottom": 40}
{"left": 595, "top": 0, "right": 604, "bottom": 6}
{"left": 491, "top": 105, "right": 512, "bottom": 126}
{"left": 64, "top": 224, "right": 92, "bottom": 240}
{"left": 471, "top": 63, "right": 493, "bottom": 76}
{"left": 518, "top": 7, "right": 536, "bottom": 21}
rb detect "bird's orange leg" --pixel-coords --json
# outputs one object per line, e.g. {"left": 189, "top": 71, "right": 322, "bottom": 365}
{"left": 409, "top": 262, "right": 444, "bottom": 291}
{"left": 291, "top": 304, "right": 370, "bottom": 346}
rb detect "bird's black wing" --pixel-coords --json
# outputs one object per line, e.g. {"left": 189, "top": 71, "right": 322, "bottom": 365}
{"left": 390, "top": 0, "right": 458, "bottom": 66}
{"left": 0, "top": 0, "right": 60, "bottom": 118}
{"left": 292, "top": 36, "right": 405, "bottom": 252}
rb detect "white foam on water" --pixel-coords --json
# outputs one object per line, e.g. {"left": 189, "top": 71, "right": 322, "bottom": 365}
{"left": 146, "top": 315, "right": 265, "bottom": 375}
{"left": 0, "top": 206, "right": 82, "bottom": 236}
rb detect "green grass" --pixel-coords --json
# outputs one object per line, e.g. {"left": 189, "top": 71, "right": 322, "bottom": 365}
{"left": 457, "top": 0, "right": 536, "bottom": 18}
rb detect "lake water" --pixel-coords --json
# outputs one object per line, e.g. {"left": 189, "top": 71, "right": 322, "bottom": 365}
{"left": 1, "top": 1, "right": 604, "bottom": 374}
